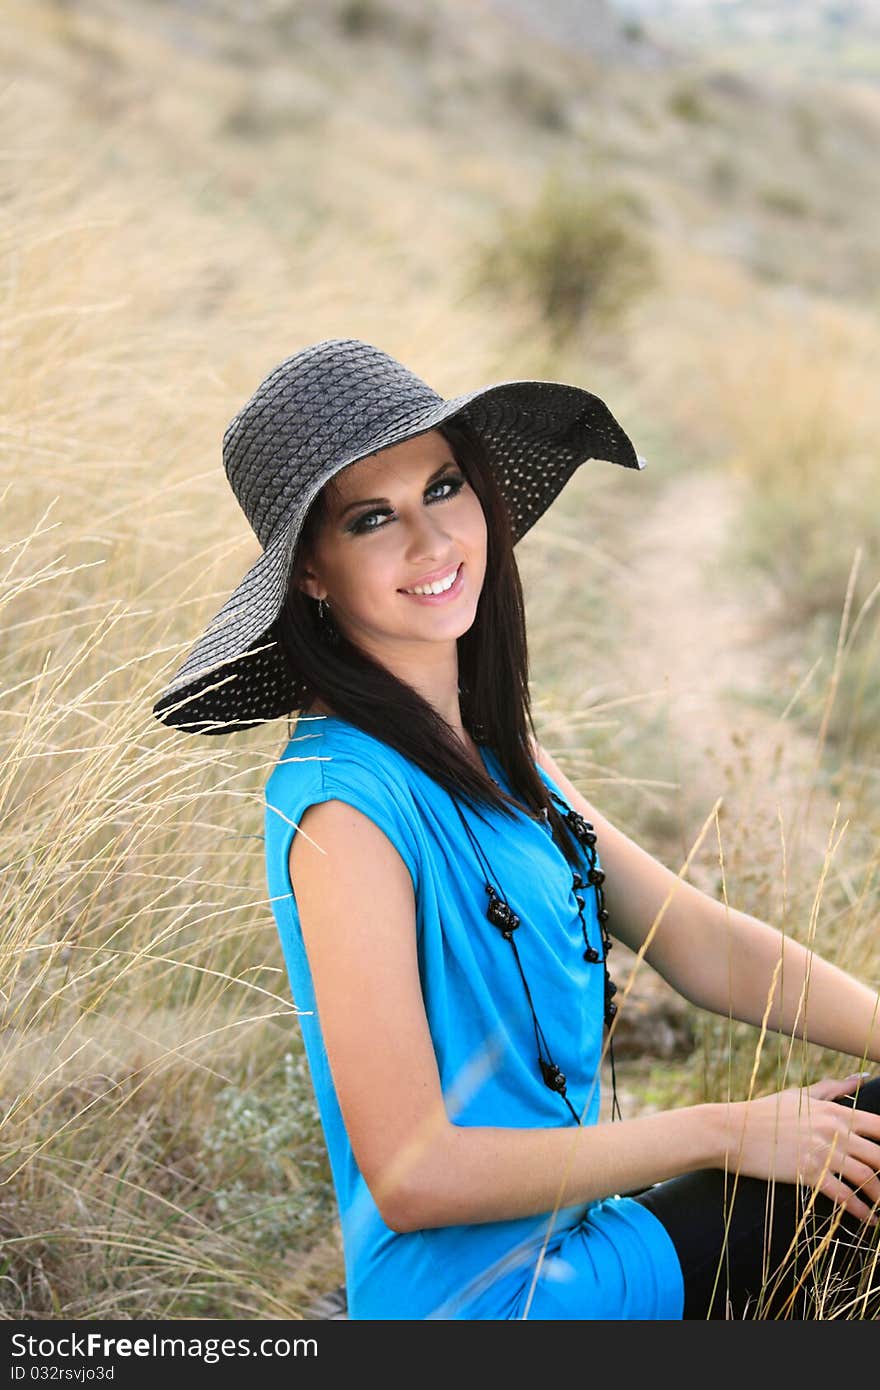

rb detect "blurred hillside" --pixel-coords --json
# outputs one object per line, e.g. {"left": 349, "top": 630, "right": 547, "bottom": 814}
{"left": 612, "top": 0, "right": 880, "bottom": 84}
{"left": 5, "top": 0, "right": 880, "bottom": 777}
{"left": 5, "top": 0, "right": 880, "bottom": 761}
{"left": 5, "top": 0, "right": 879, "bottom": 307}
{"left": 485, "top": 0, "right": 666, "bottom": 60}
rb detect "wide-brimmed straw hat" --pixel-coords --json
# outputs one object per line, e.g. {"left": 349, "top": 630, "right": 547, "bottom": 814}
{"left": 152, "top": 337, "right": 646, "bottom": 735}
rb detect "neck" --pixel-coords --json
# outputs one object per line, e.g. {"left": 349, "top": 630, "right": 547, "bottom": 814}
{"left": 302, "top": 695, "right": 481, "bottom": 764}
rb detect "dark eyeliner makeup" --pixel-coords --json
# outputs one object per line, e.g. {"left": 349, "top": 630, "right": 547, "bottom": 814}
{"left": 346, "top": 471, "right": 465, "bottom": 535}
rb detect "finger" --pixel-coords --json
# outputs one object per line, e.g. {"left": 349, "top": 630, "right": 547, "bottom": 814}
{"left": 815, "top": 1174, "right": 879, "bottom": 1226}
{"left": 842, "top": 1155, "right": 880, "bottom": 1209}
{"left": 824, "top": 1072, "right": 873, "bottom": 1101}
{"left": 848, "top": 1125, "right": 880, "bottom": 1165}
{"left": 839, "top": 1070, "right": 875, "bottom": 1094}
{"left": 809, "top": 1076, "right": 862, "bottom": 1102}
{"left": 845, "top": 1156, "right": 878, "bottom": 1212}
{"left": 823, "top": 1120, "right": 880, "bottom": 1198}
{"left": 836, "top": 1107, "right": 880, "bottom": 1143}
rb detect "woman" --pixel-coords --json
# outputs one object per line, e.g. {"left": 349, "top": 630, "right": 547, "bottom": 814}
{"left": 154, "top": 337, "right": 880, "bottom": 1320}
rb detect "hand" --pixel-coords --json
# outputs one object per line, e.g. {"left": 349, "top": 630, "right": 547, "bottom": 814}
{"left": 722, "top": 1073, "right": 880, "bottom": 1225}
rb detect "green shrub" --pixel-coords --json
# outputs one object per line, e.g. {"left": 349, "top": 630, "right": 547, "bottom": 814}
{"left": 337, "top": 0, "right": 431, "bottom": 50}
{"left": 723, "top": 466, "right": 880, "bottom": 762}
{"left": 498, "top": 64, "right": 570, "bottom": 132}
{"left": 758, "top": 184, "right": 811, "bottom": 218}
{"left": 730, "top": 472, "right": 878, "bottom": 628}
{"left": 470, "top": 173, "right": 655, "bottom": 345}
{"left": 668, "top": 81, "right": 710, "bottom": 124}
{"left": 622, "top": 20, "right": 646, "bottom": 44}
{"left": 203, "top": 1048, "right": 334, "bottom": 1255}
{"left": 707, "top": 153, "right": 740, "bottom": 196}
{"left": 813, "top": 607, "right": 880, "bottom": 762}
{"left": 791, "top": 100, "right": 822, "bottom": 155}
{"left": 337, "top": 0, "right": 386, "bottom": 34}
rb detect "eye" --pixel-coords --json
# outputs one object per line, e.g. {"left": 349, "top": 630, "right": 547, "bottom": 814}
{"left": 349, "top": 508, "right": 390, "bottom": 535}
{"left": 348, "top": 472, "right": 466, "bottom": 535}
{"left": 427, "top": 474, "right": 465, "bottom": 503}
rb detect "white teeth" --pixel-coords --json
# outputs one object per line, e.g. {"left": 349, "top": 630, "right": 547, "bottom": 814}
{"left": 404, "top": 565, "right": 459, "bottom": 596}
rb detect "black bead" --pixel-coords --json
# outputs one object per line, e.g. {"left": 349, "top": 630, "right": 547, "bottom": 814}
{"left": 466, "top": 794, "right": 617, "bottom": 1121}
{"left": 486, "top": 898, "right": 519, "bottom": 933}
{"left": 539, "top": 1060, "right": 567, "bottom": 1094}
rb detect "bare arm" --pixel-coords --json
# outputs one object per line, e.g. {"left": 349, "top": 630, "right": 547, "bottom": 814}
{"left": 290, "top": 799, "right": 880, "bottom": 1234}
{"left": 532, "top": 742, "right": 880, "bottom": 1067}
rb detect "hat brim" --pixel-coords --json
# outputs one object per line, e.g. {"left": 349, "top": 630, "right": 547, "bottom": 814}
{"left": 152, "top": 377, "right": 645, "bottom": 734}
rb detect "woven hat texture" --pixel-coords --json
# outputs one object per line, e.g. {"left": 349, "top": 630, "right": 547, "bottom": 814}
{"left": 152, "top": 337, "right": 645, "bottom": 735}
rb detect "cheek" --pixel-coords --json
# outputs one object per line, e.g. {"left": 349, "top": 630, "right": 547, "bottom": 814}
{"left": 465, "top": 496, "right": 489, "bottom": 556}
{"left": 338, "top": 549, "right": 398, "bottom": 604}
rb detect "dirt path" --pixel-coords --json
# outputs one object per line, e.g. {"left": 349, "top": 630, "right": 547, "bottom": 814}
{"left": 622, "top": 466, "right": 843, "bottom": 894}
{"left": 603, "top": 466, "right": 850, "bottom": 1113}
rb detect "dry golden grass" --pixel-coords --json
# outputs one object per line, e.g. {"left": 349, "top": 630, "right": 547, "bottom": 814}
{"left": 2, "top": 0, "right": 879, "bottom": 1320}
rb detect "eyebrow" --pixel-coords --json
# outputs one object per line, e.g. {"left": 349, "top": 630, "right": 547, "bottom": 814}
{"left": 338, "top": 459, "right": 460, "bottom": 519}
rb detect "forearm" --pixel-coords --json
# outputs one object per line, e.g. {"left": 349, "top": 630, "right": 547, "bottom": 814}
{"left": 390, "top": 1103, "right": 725, "bottom": 1232}
{"left": 704, "top": 904, "right": 880, "bottom": 1064}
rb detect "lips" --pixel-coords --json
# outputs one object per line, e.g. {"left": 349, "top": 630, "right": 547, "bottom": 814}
{"left": 398, "top": 562, "right": 465, "bottom": 602}
{"left": 398, "top": 562, "right": 462, "bottom": 594}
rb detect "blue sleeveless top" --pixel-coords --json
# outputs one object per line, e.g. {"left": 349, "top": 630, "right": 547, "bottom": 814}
{"left": 264, "top": 714, "right": 684, "bottom": 1320}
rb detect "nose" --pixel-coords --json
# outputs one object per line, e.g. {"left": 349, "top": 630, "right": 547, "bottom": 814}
{"left": 403, "top": 504, "right": 453, "bottom": 563}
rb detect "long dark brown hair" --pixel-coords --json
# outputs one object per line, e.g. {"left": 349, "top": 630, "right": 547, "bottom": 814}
{"left": 274, "top": 418, "right": 584, "bottom": 869}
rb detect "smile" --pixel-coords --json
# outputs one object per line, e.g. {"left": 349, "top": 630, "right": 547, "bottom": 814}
{"left": 399, "top": 563, "right": 464, "bottom": 602}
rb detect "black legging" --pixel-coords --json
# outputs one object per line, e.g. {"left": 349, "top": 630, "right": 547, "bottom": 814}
{"left": 633, "top": 1075, "right": 880, "bottom": 1318}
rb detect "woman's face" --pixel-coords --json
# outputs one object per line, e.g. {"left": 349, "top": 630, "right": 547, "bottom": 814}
{"left": 297, "top": 428, "right": 487, "bottom": 668}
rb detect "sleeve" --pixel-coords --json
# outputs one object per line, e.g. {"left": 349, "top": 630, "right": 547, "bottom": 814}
{"left": 320, "top": 757, "right": 422, "bottom": 897}
{"left": 264, "top": 749, "right": 422, "bottom": 907}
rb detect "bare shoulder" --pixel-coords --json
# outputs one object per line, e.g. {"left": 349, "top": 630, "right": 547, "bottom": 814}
{"left": 528, "top": 733, "right": 552, "bottom": 776}
{"left": 530, "top": 736, "right": 583, "bottom": 797}
{"left": 530, "top": 737, "right": 719, "bottom": 979}
{"left": 289, "top": 797, "right": 412, "bottom": 904}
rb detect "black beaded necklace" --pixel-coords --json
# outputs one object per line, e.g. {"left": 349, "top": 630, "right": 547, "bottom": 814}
{"left": 451, "top": 744, "right": 621, "bottom": 1126}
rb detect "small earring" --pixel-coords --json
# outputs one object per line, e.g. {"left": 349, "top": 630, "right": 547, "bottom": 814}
{"left": 316, "top": 596, "right": 339, "bottom": 646}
